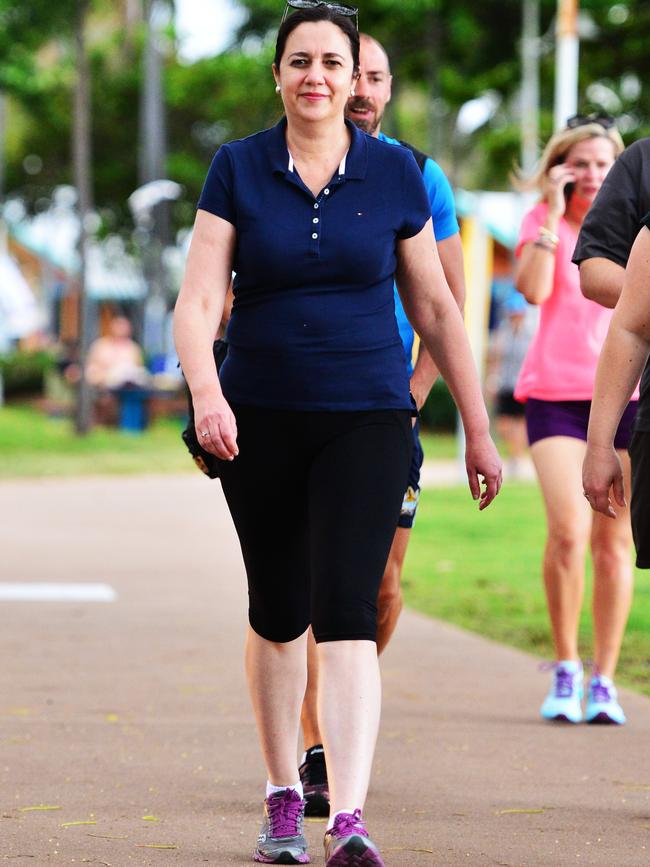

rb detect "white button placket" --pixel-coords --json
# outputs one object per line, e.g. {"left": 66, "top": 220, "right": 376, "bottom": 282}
{"left": 310, "top": 190, "right": 327, "bottom": 254}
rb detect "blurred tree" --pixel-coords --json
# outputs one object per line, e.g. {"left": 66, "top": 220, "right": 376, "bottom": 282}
{"left": 1, "top": 0, "right": 649, "bottom": 229}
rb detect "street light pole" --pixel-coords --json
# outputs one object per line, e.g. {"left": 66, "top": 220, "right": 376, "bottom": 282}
{"left": 138, "top": 0, "right": 169, "bottom": 361}
{"left": 521, "top": 0, "right": 540, "bottom": 175}
{"left": 554, "top": 0, "right": 579, "bottom": 130}
{"left": 73, "top": 0, "right": 94, "bottom": 434}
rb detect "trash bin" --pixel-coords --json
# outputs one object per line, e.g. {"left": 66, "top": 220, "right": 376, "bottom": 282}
{"left": 115, "top": 386, "right": 149, "bottom": 432}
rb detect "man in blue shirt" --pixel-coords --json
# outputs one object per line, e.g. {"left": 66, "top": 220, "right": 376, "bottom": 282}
{"left": 300, "top": 32, "right": 466, "bottom": 815}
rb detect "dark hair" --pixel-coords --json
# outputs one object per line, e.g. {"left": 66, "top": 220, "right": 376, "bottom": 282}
{"left": 274, "top": 6, "right": 360, "bottom": 74}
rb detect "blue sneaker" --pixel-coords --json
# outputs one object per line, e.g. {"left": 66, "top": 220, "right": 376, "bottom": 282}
{"left": 586, "top": 675, "right": 626, "bottom": 725}
{"left": 540, "top": 661, "right": 583, "bottom": 723}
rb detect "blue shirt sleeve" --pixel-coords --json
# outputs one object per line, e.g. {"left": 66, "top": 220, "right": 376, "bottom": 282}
{"left": 197, "top": 145, "right": 236, "bottom": 225}
{"left": 422, "top": 157, "right": 459, "bottom": 241}
{"left": 396, "top": 151, "right": 432, "bottom": 240}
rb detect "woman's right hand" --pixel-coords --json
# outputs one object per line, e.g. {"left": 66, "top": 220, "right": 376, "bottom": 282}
{"left": 194, "top": 393, "right": 239, "bottom": 461}
{"left": 582, "top": 443, "right": 626, "bottom": 518}
{"left": 541, "top": 164, "right": 577, "bottom": 218}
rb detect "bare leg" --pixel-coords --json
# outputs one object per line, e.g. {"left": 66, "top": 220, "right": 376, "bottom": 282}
{"left": 497, "top": 415, "right": 529, "bottom": 478}
{"left": 376, "top": 527, "right": 410, "bottom": 654}
{"left": 530, "top": 437, "right": 592, "bottom": 661}
{"left": 245, "top": 626, "right": 308, "bottom": 786}
{"left": 317, "top": 640, "right": 380, "bottom": 813}
{"left": 590, "top": 449, "right": 634, "bottom": 679}
{"left": 300, "top": 629, "right": 320, "bottom": 751}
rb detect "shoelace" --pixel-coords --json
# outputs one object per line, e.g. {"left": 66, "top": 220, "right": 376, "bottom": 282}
{"left": 554, "top": 666, "right": 576, "bottom": 698}
{"left": 267, "top": 790, "right": 304, "bottom": 838}
{"left": 539, "top": 662, "right": 580, "bottom": 699}
{"left": 330, "top": 808, "right": 369, "bottom": 840}
{"left": 590, "top": 680, "right": 612, "bottom": 704}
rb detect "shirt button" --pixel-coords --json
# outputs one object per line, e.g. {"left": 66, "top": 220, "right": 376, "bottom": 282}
{"left": 314, "top": 203, "right": 319, "bottom": 209}
{"left": 313, "top": 217, "right": 319, "bottom": 224}
{"left": 324, "top": 188, "right": 330, "bottom": 195}
{"left": 311, "top": 233, "right": 318, "bottom": 239}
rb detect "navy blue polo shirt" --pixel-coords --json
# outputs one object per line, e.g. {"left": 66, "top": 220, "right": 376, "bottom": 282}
{"left": 197, "top": 117, "right": 431, "bottom": 411}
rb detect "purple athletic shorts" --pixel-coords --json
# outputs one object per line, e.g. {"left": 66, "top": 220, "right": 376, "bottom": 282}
{"left": 525, "top": 398, "right": 638, "bottom": 450}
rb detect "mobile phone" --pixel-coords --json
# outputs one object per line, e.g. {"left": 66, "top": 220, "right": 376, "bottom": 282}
{"left": 564, "top": 181, "right": 575, "bottom": 201}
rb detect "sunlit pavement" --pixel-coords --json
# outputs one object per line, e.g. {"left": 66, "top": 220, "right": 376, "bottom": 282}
{"left": 1, "top": 475, "right": 648, "bottom": 866}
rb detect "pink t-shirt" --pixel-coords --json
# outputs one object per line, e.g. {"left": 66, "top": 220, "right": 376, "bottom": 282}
{"left": 514, "top": 202, "right": 639, "bottom": 402}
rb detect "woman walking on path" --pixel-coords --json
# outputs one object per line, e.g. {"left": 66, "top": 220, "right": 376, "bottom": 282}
{"left": 174, "top": 4, "right": 501, "bottom": 865}
{"left": 513, "top": 118, "right": 636, "bottom": 726}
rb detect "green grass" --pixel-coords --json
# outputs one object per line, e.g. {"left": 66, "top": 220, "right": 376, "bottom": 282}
{"left": 405, "top": 482, "right": 650, "bottom": 697}
{"left": 419, "top": 429, "right": 458, "bottom": 460}
{"left": 0, "top": 405, "right": 194, "bottom": 477}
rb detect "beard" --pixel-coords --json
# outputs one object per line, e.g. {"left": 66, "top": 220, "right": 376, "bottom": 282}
{"left": 345, "top": 97, "right": 382, "bottom": 135}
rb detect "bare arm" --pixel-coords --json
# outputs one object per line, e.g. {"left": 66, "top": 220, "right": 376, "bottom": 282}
{"left": 515, "top": 164, "right": 575, "bottom": 305}
{"left": 582, "top": 226, "right": 650, "bottom": 516}
{"left": 218, "top": 279, "right": 234, "bottom": 336}
{"left": 579, "top": 256, "right": 625, "bottom": 309}
{"left": 396, "top": 219, "right": 502, "bottom": 508}
{"left": 409, "top": 232, "right": 466, "bottom": 409}
{"left": 515, "top": 236, "right": 558, "bottom": 305}
{"left": 174, "top": 210, "right": 238, "bottom": 459}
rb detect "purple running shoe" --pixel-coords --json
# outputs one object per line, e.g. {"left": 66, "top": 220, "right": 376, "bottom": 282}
{"left": 253, "top": 788, "right": 310, "bottom": 864}
{"left": 324, "top": 809, "right": 385, "bottom": 867}
{"left": 299, "top": 745, "right": 330, "bottom": 817}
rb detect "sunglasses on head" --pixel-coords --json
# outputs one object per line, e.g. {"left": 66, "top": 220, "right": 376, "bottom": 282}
{"left": 281, "top": 0, "right": 359, "bottom": 30}
{"left": 566, "top": 113, "right": 616, "bottom": 131}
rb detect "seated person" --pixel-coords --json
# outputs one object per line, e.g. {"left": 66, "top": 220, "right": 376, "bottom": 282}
{"left": 86, "top": 315, "right": 148, "bottom": 389}
{"left": 86, "top": 315, "right": 149, "bottom": 425}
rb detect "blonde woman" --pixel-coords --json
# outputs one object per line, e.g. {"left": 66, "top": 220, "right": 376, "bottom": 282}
{"left": 513, "top": 117, "right": 636, "bottom": 725}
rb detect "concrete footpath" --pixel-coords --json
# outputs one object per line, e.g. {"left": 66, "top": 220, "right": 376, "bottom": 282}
{"left": 1, "top": 474, "right": 648, "bottom": 867}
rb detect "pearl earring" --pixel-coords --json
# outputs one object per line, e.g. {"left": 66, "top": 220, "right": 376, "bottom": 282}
{"left": 350, "top": 89, "right": 356, "bottom": 96}
{"left": 275, "top": 85, "right": 281, "bottom": 94}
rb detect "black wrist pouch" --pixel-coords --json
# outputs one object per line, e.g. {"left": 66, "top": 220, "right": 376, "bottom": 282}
{"left": 181, "top": 339, "right": 228, "bottom": 479}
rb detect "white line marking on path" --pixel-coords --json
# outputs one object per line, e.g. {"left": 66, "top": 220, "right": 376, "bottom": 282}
{"left": 0, "top": 583, "right": 117, "bottom": 602}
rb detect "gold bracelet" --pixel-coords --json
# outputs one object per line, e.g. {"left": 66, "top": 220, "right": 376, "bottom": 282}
{"left": 538, "top": 226, "right": 560, "bottom": 246}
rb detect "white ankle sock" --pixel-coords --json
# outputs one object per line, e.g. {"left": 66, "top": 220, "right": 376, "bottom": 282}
{"left": 326, "top": 808, "right": 358, "bottom": 831}
{"left": 266, "top": 780, "right": 303, "bottom": 799}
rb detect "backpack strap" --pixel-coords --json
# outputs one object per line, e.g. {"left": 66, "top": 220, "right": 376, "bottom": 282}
{"left": 398, "top": 139, "right": 429, "bottom": 175}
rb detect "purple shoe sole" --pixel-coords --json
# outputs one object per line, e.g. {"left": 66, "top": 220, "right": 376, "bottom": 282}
{"left": 587, "top": 711, "right": 621, "bottom": 725}
{"left": 326, "top": 838, "right": 385, "bottom": 867}
{"left": 253, "top": 852, "right": 310, "bottom": 864}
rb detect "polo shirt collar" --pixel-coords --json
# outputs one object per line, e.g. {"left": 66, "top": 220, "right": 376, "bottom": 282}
{"left": 267, "top": 116, "right": 368, "bottom": 180}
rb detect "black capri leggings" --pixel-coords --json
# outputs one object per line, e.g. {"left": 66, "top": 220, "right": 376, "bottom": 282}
{"left": 218, "top": 404, "right": 413, "bottom": 644}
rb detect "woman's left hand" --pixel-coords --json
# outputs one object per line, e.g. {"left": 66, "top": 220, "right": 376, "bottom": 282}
{"left": 465, "top": 432, "right": 503, "bottom": 510}
{"left": 582, "top": 443, "right": 626, "bottom": 518}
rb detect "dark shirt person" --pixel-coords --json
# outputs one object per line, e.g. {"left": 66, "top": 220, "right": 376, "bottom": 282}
{"left": 574, "top": 136, "right": 650, "bottom": 571}
{"left": 173, "top": 5, "right": 501, "bottom": 866}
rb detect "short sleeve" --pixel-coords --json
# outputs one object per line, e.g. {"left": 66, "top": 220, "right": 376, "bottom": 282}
{"left": 197, "top": 145, "right": 236, "bottom": 225}
{"left": 515, "top": 204, "right": 545, "bottom": 258}
{"left": 422, "top": 158, "right": 459, "bottom": 241}
{"left": 396, "top": 151, "right": 432, "bottom": 240}
{"left": 572, "top": 148, "right": 641, "bottom": 267}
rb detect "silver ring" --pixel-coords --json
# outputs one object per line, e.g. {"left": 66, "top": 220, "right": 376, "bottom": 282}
{"left": 201, "top": 431, "right": 210, "bottom": 438}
